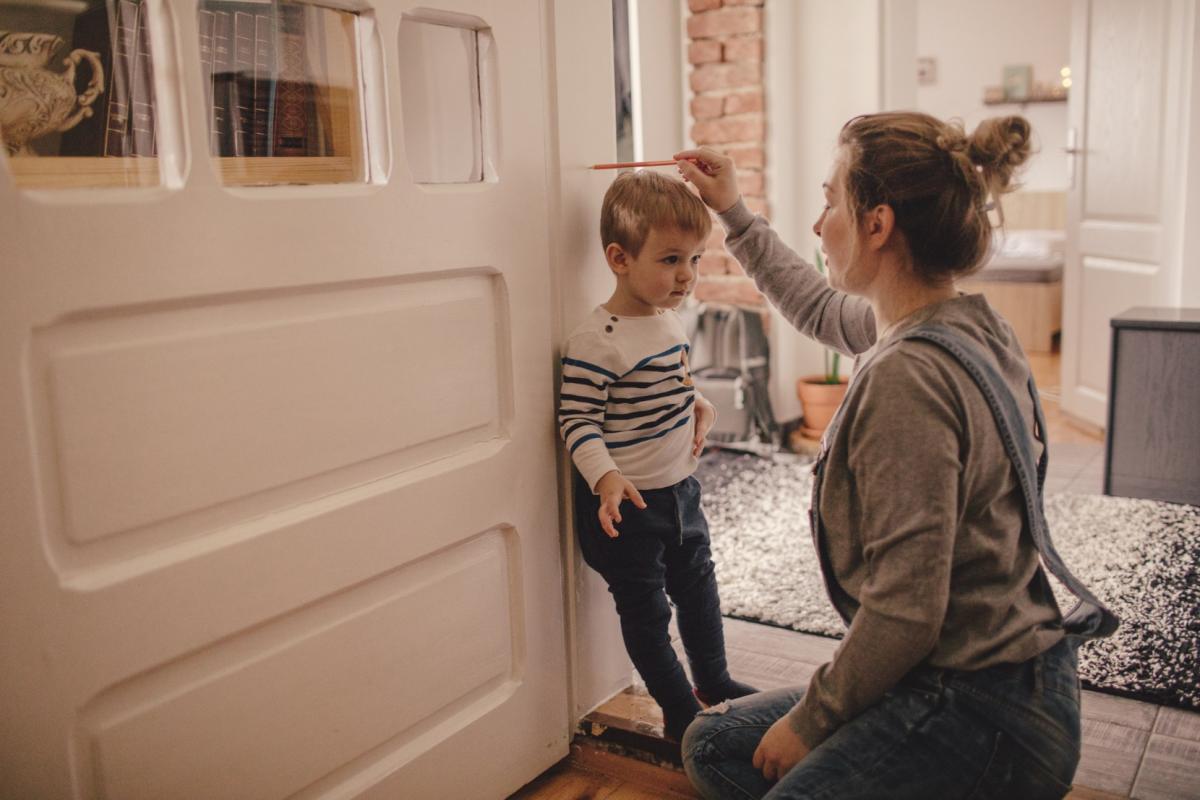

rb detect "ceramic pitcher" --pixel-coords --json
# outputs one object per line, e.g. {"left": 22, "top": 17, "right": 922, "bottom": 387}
{"left": 0, "top": 30, "right": 105, "bottom": 155}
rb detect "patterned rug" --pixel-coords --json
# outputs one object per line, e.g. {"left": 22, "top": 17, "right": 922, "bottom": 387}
{"left": 696, "top": 449, "right": 1200, "bottom": 711}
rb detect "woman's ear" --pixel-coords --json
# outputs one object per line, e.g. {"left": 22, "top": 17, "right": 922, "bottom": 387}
{"left": 605, "top": 242, "right": 630, "bottom": 275}
{"left": 864, "top": 204, "right": 896, "bottom": 251}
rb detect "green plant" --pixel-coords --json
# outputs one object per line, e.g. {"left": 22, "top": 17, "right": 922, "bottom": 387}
{"left": 814, "top": 249, "right": 842, "bottom": 384}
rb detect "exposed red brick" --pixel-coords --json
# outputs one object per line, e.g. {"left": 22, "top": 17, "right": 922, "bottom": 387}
{"left": 723, "top": 91, "right": 764, "bottom": 115}
{"left": 688, "top": 0, "right": 722, "bottom": 12}
{"left": 691, "top": 114, "right": 765, "bottom": 146}
{"left": 689, "top": 61, "right": 762, "bottom": 93}
{"left": 688, "top": 7, "right": 762, "bottom": 39}
{"left": 688, "top": 39, "right": 722, "bottom": 65}
{"left": 728, "top": 146, "right": 765, "bottom": 170}
{"left": 737, "top": 170, "right": 765, "bottom": 196}
{"left": 694, "top": 277, "right": 766, "bottom": 306}
{"left": 722, "top": 36, "right": 763, "bottom": 62}
{"left": 690, "top": 95, "right": 724, "bottom": 121}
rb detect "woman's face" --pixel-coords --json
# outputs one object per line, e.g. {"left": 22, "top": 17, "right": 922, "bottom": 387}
{"left": 812, "top": 155, "right": 859, "bottom": 291}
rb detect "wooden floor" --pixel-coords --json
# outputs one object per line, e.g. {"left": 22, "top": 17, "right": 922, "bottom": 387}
{"left": 512, "top": 353, "right": 1200, "bottom": 800}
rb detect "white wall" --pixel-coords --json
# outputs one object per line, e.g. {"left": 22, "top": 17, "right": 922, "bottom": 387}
{"left": 766, "top": 0, "right": 884, "bottom": 421}
{"left": 914, "top": 0, "right": 1072, "bottom": 191}
{"left": 634, "top": 0, "right": 685, "bottom": 160}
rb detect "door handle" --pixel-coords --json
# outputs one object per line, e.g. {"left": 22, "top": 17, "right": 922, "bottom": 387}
{"left": 1065, "top": 128, "right": 1081, "bottom": 188}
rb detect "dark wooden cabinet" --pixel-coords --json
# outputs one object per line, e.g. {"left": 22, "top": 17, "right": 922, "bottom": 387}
{"left": 1105, "top": 307, "right": 1200, "bottom": 505}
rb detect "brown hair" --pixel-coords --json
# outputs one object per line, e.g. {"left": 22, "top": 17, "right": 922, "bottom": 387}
{"left": 837, "top": 112, "right": 1033, "bottom": 282}
{"left": 600, "top": 170, "right": 712, "bottom": 257}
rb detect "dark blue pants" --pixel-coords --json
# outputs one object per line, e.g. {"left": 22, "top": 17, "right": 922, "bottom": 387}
{"left": 683, "top": 636, "right": 1082, "bottom": 799}
{"left": 574, "top": 472, "right": 731, "bottom": 710}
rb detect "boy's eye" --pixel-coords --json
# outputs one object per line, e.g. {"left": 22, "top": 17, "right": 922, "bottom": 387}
{"left": 662, "top": 255, "right": 679, "bottom": 265}
{"left": 691, "top": 254, "right": 702, "bottom": 264}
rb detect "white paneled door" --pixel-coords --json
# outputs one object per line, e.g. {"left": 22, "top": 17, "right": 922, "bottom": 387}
{"left": 0, "top": 1, "right": 573, "bottom": 797}
{"left": 1061, "top": 0, "right": 1197, "bottom": 426}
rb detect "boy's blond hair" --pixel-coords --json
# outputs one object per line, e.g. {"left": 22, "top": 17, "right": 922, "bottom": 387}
{"left": 600, "top": 170, "right": 712, "bottom": 258}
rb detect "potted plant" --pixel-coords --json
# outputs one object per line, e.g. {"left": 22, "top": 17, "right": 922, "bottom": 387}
{"left": 795, "top": 250, "right": 850, "bottom": 438}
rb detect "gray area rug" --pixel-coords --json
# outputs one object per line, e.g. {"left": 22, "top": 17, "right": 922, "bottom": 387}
{"left": 696, "top": 450, "right": 1200, "bottom": 711}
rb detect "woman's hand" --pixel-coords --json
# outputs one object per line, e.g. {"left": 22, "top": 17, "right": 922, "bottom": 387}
{"left": 752, "top": 716, "right": 811, "bottom": 784}
{"left": 693, "top": 396, "right": 716, "bottom": 457}
{"left": 674, "top": 147, "right": 740, "bottom": 214}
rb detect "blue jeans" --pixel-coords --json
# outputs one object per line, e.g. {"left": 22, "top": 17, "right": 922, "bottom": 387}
{"left": 683, "top": 636, "right": 1081, "bottom": 799}
{"left": 574, "top": 472, "right": 731, "bottom": 710}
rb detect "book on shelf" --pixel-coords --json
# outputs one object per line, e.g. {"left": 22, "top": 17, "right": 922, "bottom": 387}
{"left": 103, "top": 0, "right": 139, "bottom": 156}
{"left": 129, "top": 1, "right": 156, "bottom": 156}
{"left": 209, "top": 8, "right": 234, "bottom": 156}
{"left": 230, "top": 10, "right": 253, "bottom": 156}
{"left": 197, "top": 8, "right": 217, "bottom": 150}
{"left": 251, "top": 10, "right": 277, "bottom": 156}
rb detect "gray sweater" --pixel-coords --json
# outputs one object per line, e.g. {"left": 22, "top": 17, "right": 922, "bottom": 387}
{"left": 719, "top": 200, "right": 1064, "bottom": 749}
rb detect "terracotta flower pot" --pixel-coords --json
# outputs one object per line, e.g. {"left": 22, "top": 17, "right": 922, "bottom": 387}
{"left": 795, "top": 375, "right": 849, "bottom": 438}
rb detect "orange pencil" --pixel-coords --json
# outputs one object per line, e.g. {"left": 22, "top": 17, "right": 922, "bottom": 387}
{"left": 590, "top": 158, "right": 691, "bottom": 170}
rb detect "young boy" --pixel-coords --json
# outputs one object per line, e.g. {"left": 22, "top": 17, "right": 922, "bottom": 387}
{"left": 559, "top": 170, "right": 756, "bottom": 741}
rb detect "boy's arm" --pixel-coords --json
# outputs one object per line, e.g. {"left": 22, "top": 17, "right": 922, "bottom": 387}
{"left": 558, "top": 333, "right": 620, "bottom": 491}
{"left": 692, "top": 392, "right": 716, "bottom": 456}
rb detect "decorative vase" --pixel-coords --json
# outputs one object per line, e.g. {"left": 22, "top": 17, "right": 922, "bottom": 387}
{"left": 795, "top": 375, "right": 849, "bottom": 439}
{"left": 0, "top": 31, "right": 105, "bottom": 156}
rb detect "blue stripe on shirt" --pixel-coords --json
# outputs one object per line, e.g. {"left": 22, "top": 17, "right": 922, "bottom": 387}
{"left": 563, "top": 357, "right": 618, "bottom": 381}
{"left": 568, "top": 432, "right": 603, "bottom": 454}
{"left": 621, "top": 344, "right": 687, "bottom": 378}
{"left": 607, "top": 415, "right": 691, "bottom": 448}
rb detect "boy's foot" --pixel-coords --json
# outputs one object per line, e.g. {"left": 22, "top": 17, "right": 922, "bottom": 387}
{"left": 661, "top": 696, "right": 703, "bottom": 742}
{"left": 694, "top": 678, "right": 759, "bottom": 708}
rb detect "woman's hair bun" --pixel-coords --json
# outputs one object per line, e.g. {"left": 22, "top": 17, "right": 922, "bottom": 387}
{"left": 968, "top": 115, "right": 1033, "bottom": 194}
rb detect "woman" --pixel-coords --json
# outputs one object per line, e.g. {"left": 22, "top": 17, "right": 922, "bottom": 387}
{"left": 672, "top": 113, "right": 1117, "bottom": 800}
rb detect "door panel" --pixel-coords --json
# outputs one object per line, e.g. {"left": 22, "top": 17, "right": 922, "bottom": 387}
{"left": 0, "top": 1, "right": 569, "bottom": 797}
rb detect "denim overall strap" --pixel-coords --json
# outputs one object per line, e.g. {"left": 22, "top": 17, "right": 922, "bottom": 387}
{"left": 897, "top": 324, "right": 1119, "bottom": 640}
{"left": 809, "top": 389, "right": 858, "bottom": 624}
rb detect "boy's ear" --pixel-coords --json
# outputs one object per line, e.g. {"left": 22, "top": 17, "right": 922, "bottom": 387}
{"left": 605, "top": 242, "right": 631, "bottom": 275}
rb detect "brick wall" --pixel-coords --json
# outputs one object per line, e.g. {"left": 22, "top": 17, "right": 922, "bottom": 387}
{"left": 687, "top": 0, "right": 768, "bottom": 308}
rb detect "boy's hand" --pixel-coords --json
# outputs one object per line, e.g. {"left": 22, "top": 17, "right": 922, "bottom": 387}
{"left": 674, "top": 147, "right": 740, "bottom": 214}
{"left": 752, "top": 716, "right": 811, "bottom": 784}
{"left": 594, "top": 470, "right": 646, "bottom": 538}
{"left": 693, "top": 397, "right": 716, "bottom": 456}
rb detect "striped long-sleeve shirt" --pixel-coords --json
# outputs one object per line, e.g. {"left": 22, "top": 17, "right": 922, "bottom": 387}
{"left": 559, "top": 306, "right": 700, "bottom": 492}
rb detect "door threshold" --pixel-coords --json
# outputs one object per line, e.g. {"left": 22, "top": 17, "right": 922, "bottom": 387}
{"left": 579, "top": 684, "right": 683, "bottom": 766}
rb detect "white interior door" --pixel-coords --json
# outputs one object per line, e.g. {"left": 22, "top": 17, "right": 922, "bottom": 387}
{"left": 1061, "top": 0, "right": 1196, "bottom": 426}
{"left": 0, "top": 1, "right": 570, "bottom": 797}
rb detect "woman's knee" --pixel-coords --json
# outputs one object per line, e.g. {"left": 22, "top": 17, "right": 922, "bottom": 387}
{"left": 681, "top": 704, "right": 724, "bottom": 762}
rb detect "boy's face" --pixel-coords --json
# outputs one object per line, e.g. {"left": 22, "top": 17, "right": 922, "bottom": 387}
{"left": 607, "top": 226, "right": 706, "bottom": 314}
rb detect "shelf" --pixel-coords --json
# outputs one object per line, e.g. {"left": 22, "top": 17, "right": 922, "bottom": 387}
{"left": 218, "top": 156, "right": 358, "bottom": 186}
{"left": 983, "top": 96, "right": 1068, "bottom": 106}
{"left": 8, "top": 157, "right": 161, "bottom": 189}
{"left": 6, "top": 154, "right": 360, "bottom": 189}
